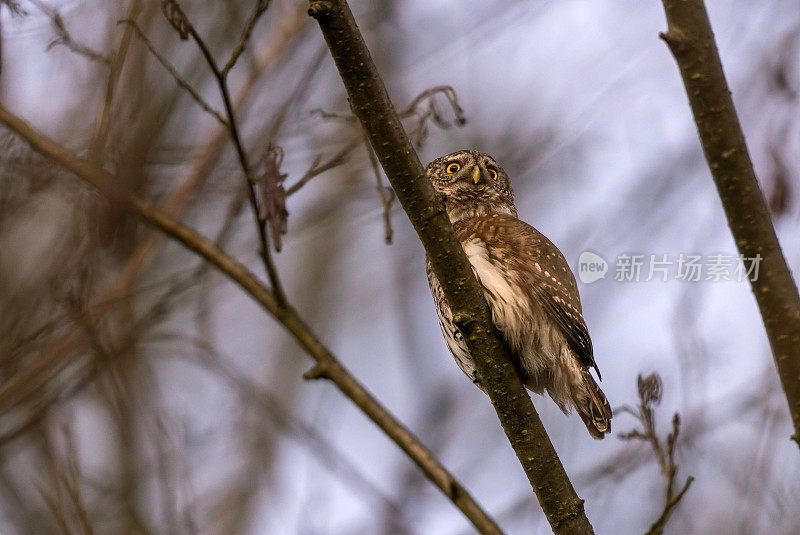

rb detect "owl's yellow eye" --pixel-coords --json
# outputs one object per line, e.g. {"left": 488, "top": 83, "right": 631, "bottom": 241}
{"left": 489, "top": 169, "right": 498, "bottom": 180}
{"left": 446, "top": 162, "right": 461, "bottom": 174}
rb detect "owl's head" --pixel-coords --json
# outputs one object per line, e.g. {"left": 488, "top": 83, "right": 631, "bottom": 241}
{"left": 426, "top": 150, "right": 517, "bottom": 224}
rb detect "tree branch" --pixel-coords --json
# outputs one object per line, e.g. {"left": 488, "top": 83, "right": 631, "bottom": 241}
{"left": 29, "top": 0, "right": 111, "bottom": 65}
{"left": 364, "top": 137, "right": 394, "bottom": 244}
{"left": 0, "top": 15, "right": 309, "bottom": 441}
{"left": 285, "top": 138, "right": 360, "bottom": 196}
{"left": 121, "top": 19, "right": 229, "bottom": 127}
{"left": 659, "top": 0, "right": 800, "bottom": 447}
{"left": 0, "top": 105, "right": 503, "bottom": 535}
{"left": 619, "top": 373, "right": 694, "bottom": 535}
{"left": 308, "top": 1, "right": 593, "bottom": 533}
{"left": 222, "top": 0, "right": 270, "bottom": 76}
{"left": 161, "top": 0, "right": 287, "bottom": 306}
{"left": 88, "top": 0, "right": 143, "bottom": 160}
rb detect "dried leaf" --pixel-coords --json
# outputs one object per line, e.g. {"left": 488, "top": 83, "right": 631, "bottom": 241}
{"left": 161, "top": 0, "right": 192, "bottom": 40}
{"left": 256, "top": 146, "right": 288, "bottom": 252}
{"left": 637, "top": 372, "right": 663, "bottom": 408}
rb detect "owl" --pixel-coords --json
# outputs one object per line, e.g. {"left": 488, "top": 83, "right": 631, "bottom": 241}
{"left": 425, "top": 150, "right": 612, "bottom": 439}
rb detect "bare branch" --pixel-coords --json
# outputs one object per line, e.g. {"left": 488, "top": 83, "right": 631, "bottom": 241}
{"left": 646, "top": 476, "right": 694, "bottom": 535}
{"left": 29, "top": 0, "right": 111, "bottom": 64}
{"left": 364, "top": 138, "right": 394, "bottom": 244}
{"left": 285, "top": 138, "right": 360, "bottom": 196}
{"left": 620, "top": 373, "right": 694, "bottom": 535}
{"left": 88, "top": 0, "right": 144, "bottom": 160}
{"left": 0, "top": 104, "right": 503, "bottom": 535}
{"left": 399, "top": 85, "right": 467, "bottom": 146}
{"left": 222, "top": 0, "right": 271, "bottom": 76}
{"left": 0, "top": 16, "right": 309, "bottom": 442}
{"left": 160, "top": 0, "right": 287, "bottom": 305}
{"left": 38, "top": 426, "right": 96, "bottom": 535}
{"left": 120, "top": 20, "right": 229, "bottom": 127}
{"left": 660, "top": 0, "right": 800, "bottom": 446}
{"left": 287, "top": 86, "right": 467, "bottom": 198}
{"left": 1, "top": 0, "right": 25, "bottom": 16}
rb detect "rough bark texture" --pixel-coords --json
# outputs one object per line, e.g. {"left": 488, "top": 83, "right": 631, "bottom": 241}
{"left": 660, "top": 0, "right": 800, "bottom": 447}
{"left": 308, "top": 1, "right": 594, "bottom": 532}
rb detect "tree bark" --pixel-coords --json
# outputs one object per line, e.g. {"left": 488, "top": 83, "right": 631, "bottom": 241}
{"left": 660, "top": 0, "right": 800, "bottom": 447}
{"left": 308, "top": 1, "right": 594, "bottom": 532}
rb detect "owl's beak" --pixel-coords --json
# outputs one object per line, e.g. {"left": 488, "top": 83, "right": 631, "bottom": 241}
{"left": 471, "top": 166, "right": 481, "bottom": 184}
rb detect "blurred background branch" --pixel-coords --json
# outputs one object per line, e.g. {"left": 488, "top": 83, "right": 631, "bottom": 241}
{"left": 160, "top": 0, "right": 288, "bottom": 306}
{"left": 0, "top": 100, "right": 502, "bottom": 534}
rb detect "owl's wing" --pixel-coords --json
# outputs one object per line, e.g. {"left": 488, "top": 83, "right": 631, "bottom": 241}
{"left": 525, "top": 267, "right": 599, "bottom": 378}
{"left": 511, "top": 223, "right": 601, "bottom": 378}
{"left": 456, "top": 213, "right": 601, "bottom": 379}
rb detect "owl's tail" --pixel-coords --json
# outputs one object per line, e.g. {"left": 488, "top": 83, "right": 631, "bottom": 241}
{"left": 576, "top": 368, "right": 612, "bottom": 440}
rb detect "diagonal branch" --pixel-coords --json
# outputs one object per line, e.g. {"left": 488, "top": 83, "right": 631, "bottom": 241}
{"left": 646, "top": 475, "right": 693, "bottom": 535}
{"left": 308, "top": 1, "right": 593, "bottom": 533}
{"left": 285, "top": 138, "right": 360, "bottom": 196}
{"left": 120, "top": 20, "right": 229, "bottom": 127}
{"left": 88, "top": 0, "right": 143, "bottom": 160}
{"left": 29, "top": 0, "right": 111, "bottom": 64}
{"left": 659, "top": 0, "right": 800, "bottom": 447}
{"left": 0, "top": 15, "right": 309, "bottom": 442}
{"left": 222, "top": 0, "right": 271, "bottom": 76}
{"left": 0, "top": 105, "right": 503, "bottom": 535}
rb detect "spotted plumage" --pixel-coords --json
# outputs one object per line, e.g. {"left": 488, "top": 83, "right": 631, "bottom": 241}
{"left": 425, "top": 150, "right": 612, "bottom": 439}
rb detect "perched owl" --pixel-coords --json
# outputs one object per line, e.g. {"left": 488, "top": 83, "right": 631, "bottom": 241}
{"left": 425, "top": 150, "right": 612, "bottom": 439}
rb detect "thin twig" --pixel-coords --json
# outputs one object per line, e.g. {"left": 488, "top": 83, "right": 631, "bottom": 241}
{"left": 399, "top": 85, "right": 466, "bottom": 146}
{"left": 120, "top": 20, "right": 229, "bottom": 127}
{"left": 646, "top": 475, "right": 694, "bottom": 535}
{"left": 0, "top": 1, "right": 25, "bottom": 16}
{"left": 310, "top": 108, "right": 356, "bottom": 122}
{"left": 400, "top": 85, "right": 463, "bottom": 118}
{"left": 88, "top": 0, "right": 143, "bottom": 160}
{"left": 0, "top": 15, "right": 308, "bottom": 439}
{"left": 364, "top": 137, "right": 394, "bottom": 244}
{"left": 222, "top": 0, "right": 271, "bottom": 76}
{"left": 29, "top": 0, "right": 111, "bottom": 64}
{"left": 285, "top": 138, "right": 360, "bottom": 196}
{"left": 619, "top": 373, "right": 694, "bottom": 535}
{"left": 294, "top": 85, "right": 466, "bottom": 198}
{"left": 0, "top": 105, "right": 503, "bottom": 535}
{"left": 287, "top": 85, "right": 467, "bottom": 198}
